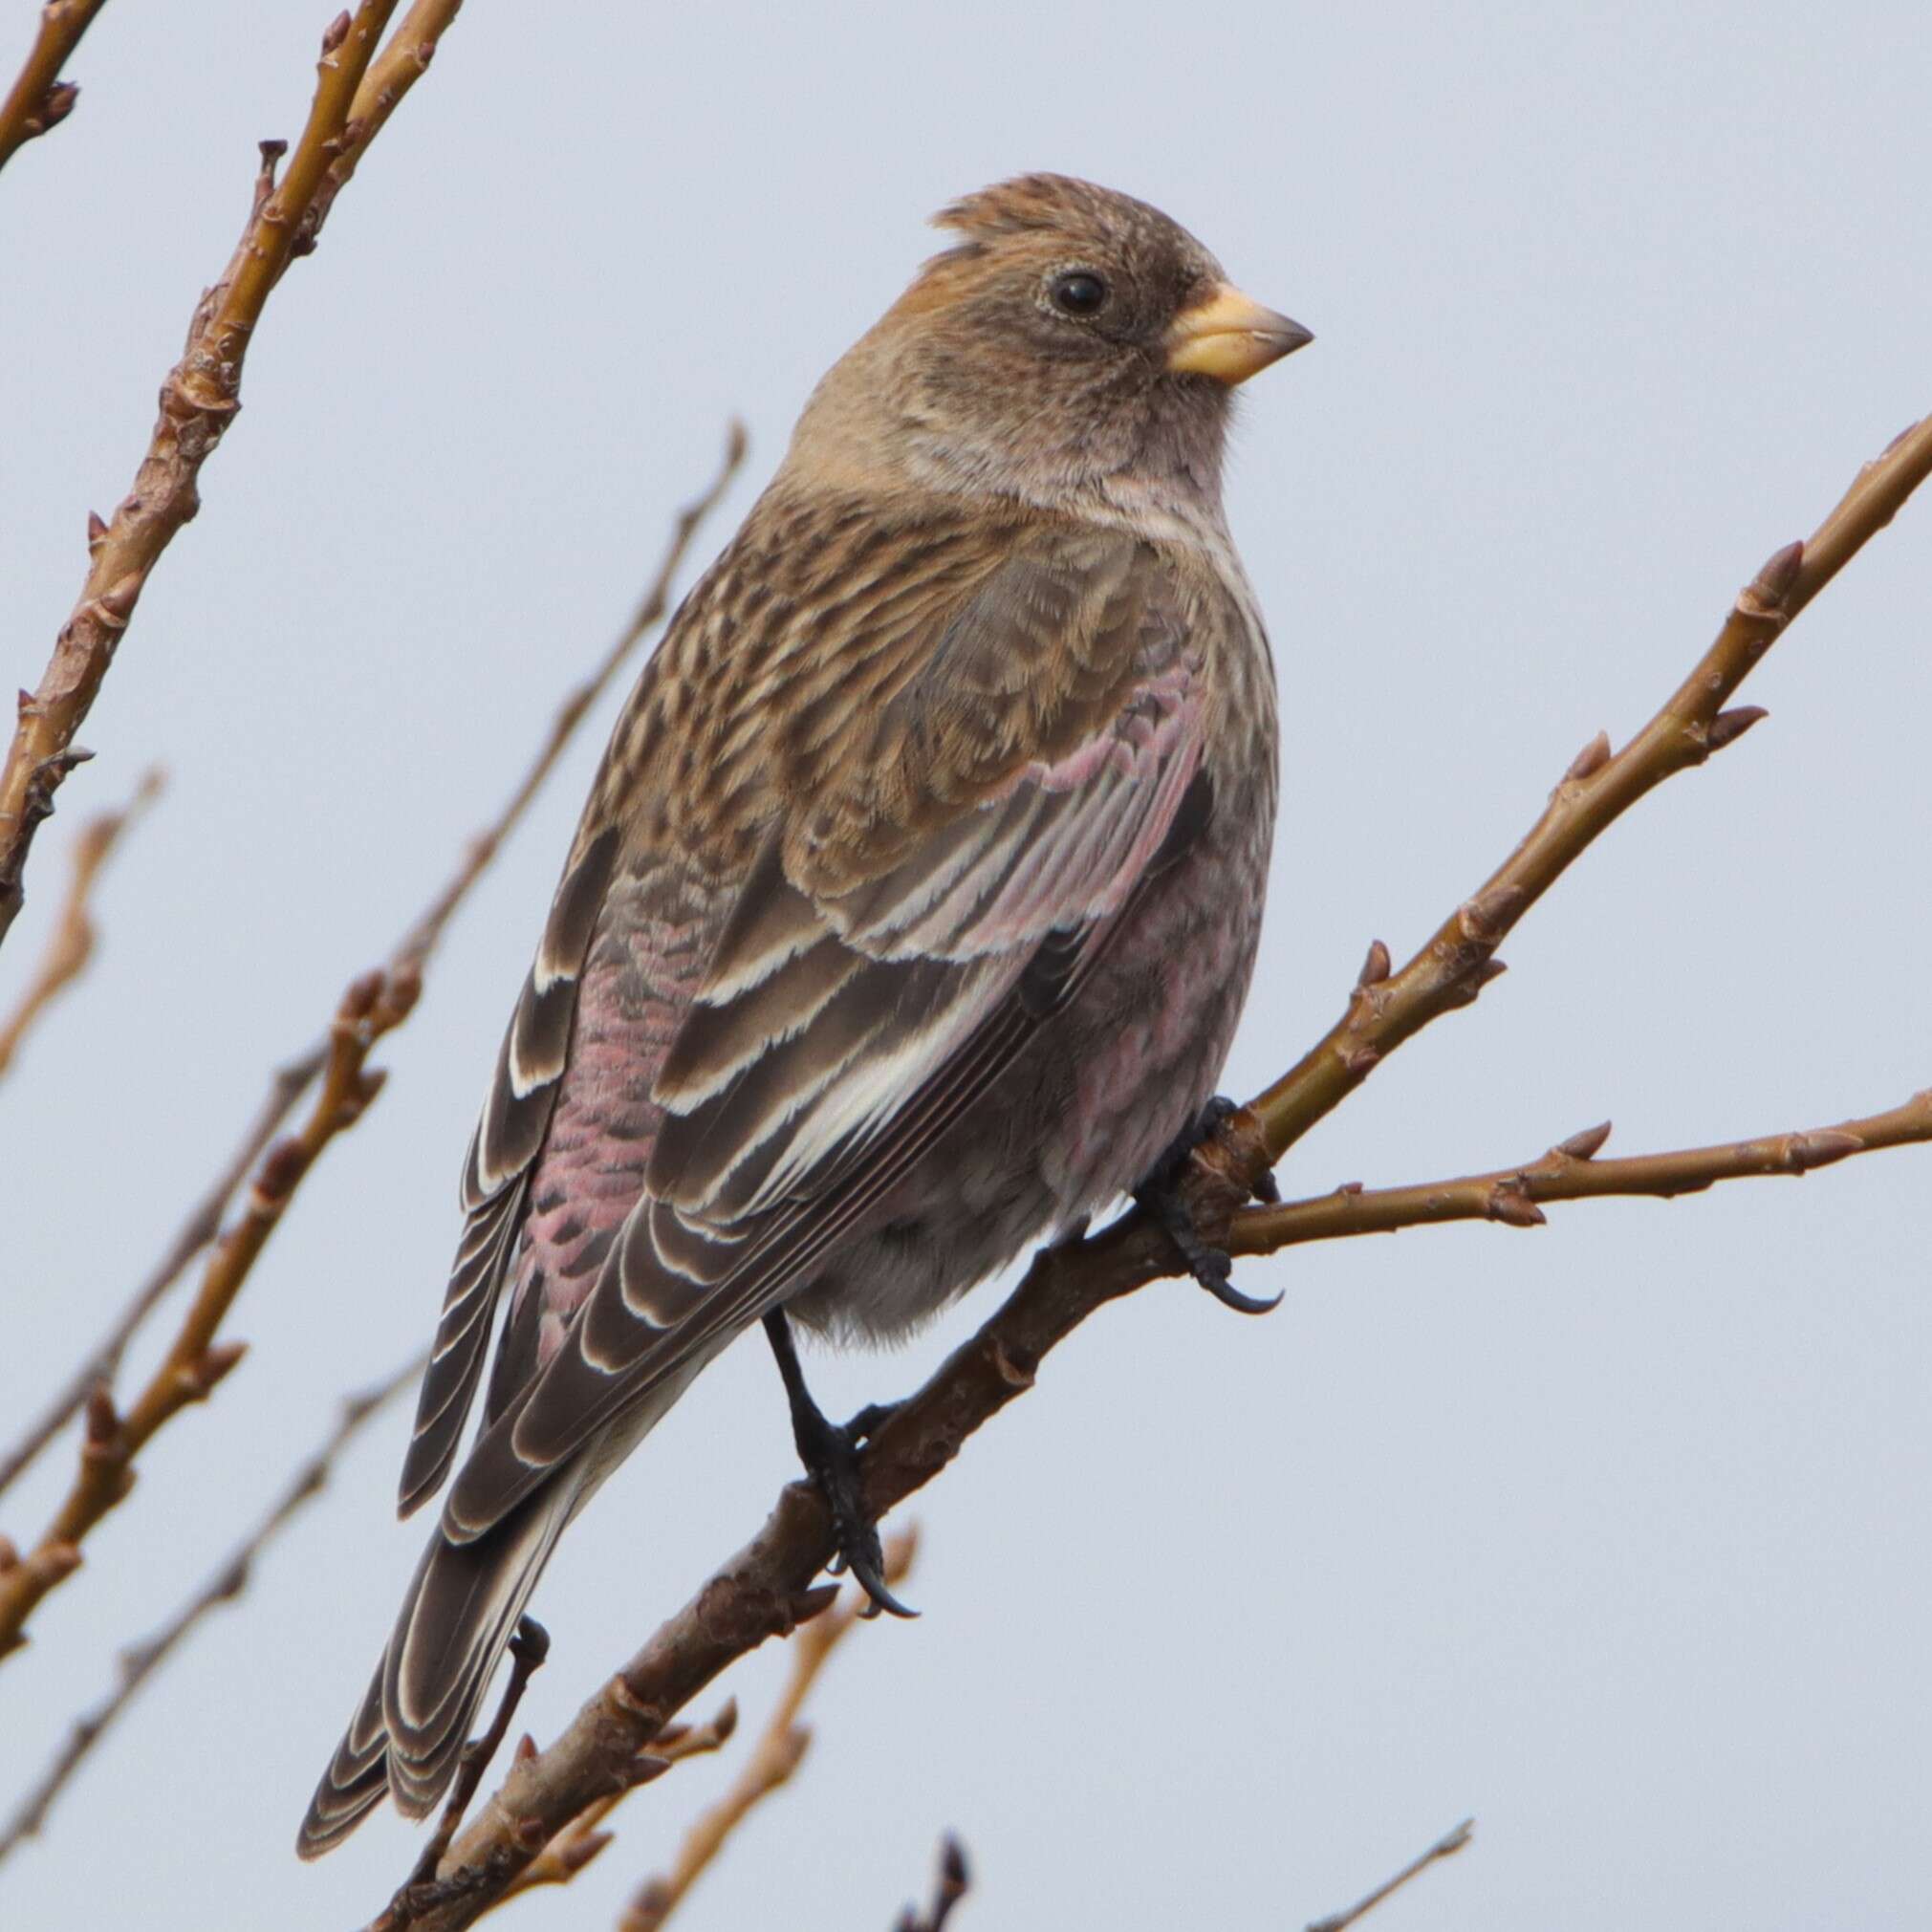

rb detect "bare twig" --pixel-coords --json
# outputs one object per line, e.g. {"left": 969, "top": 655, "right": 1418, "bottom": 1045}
{"left": 386, "top": 1617, "right": 552, "bottom": 1917}
{"left": 0, "top": 765, "right": 159, "bottom": 1078}
{"left": 0, "top": 427, "right": 746, "bottom": 1503}
{"left": 0, "top": 0, "right": 109, "bottom": 175}
{"left": 382, "top": 1538, "right": 917, "bottom": 1929}
{"left": 0, "top": 0, "right": 465, "bottom": 949}
{"left": 1233, "top": 411, "right": 1932, "bottom": 1185}
{"left": 0, "top": 1353, "right": 420, "bottom": 1860}
{"left": 612, "top": 1531, "right": 921, "bottom": 1932}
{"left": 0, "top": 969, "right": 419, "bottom": 1659}
{"left": 1229, "top": 1094, "right": 1932, "bottom": 1254}
{"left": 480, "top": 1705, "right": 738, "bottom": 1912}
{"left": 893, "top": 1836, "right": 970, "bottom": 1932}
{"left": 384, "top": 1094, "right": 1920, "bottom": 1931}
{"left": 1306, "top": 1819, "right": 1474, "bottom": 1932}
{"left": 367, "top": 413, "right": 1932, "bottom": 1932}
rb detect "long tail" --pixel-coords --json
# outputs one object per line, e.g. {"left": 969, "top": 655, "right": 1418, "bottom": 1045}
{"left": 295, "top": 1472, "right": 578, "bottom": 1859}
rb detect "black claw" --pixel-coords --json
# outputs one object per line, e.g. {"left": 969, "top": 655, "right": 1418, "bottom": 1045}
{"left": 764, "top": 1311, "right": 918, "bottom": 1619}
{"left": 847, "top": 1400, "right": 901, "bottom": 1444}
{"left": 1134, "top": 1096, "right": 1283, "bottom": 1316}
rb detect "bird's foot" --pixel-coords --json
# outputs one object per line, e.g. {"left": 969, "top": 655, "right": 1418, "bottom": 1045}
{"left": 762, "top": 1309, "right": 914, "bottom": 1618}
{"left": 1134, "top": 1095, "right": 1282, "bottom": 1316}
{"left": 791, "top": 1397, "right": 916, "bottom": 1619}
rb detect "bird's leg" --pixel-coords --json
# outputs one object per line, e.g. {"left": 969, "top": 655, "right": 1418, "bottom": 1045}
{"left": 762, "top": 1307, "right": 915, "bottom": 1619}
{"left": 1133, "top": 1095, "right": 1283, "bottom": 1315}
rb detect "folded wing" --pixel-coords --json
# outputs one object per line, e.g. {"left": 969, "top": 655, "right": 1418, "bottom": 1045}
{"left": 439, "top": 525, "right": 1217, "bottom": 1542}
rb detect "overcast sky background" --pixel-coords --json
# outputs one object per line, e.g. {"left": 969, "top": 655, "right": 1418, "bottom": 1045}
{"left": 2, "top": 5, "right": 1928, "bottom": 1928}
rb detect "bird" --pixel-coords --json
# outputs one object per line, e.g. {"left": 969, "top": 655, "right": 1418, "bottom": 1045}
{"left": 297, "top": 172, "right": 1309, "bottom": 1858}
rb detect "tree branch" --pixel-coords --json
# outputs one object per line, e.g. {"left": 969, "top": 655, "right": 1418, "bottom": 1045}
{"left": 892, "top": 1836, "right": 971, "bottom": 1932}
{"left": 0, "top": 765, "right": 159, "bottom": 1079}
{"left": 364, "top": 410, "right": 1932, "bottom": 1931}
{"left": 0, "top": 968, "right": 419, "bottom": 1659}
{"left": 1238, "top": 410, "right": 1932, "bottom": 1181}
{"left": 0, "top": 0, "right": 466, "bottom": 949}
{"left": 0, "top": 1352, "right": 422, "bottom": 1860}
{"left": 1305, "top": 1818, "right": 1474, "bottom": 1932}
{"left": 613, "top": 1532, "right": 921, "bottom": 1932}
{"left": 1228, "top": 1094, "right": 1932, "bottom": 1253}
{"left": 482, "top": 1704, "right": 740, "bottom": 1915}
{"left": 0, "top": 0, "right": 109, "bottom": 176}
{"left": 0, "top": 425, "right": 745, "bottom": 1504}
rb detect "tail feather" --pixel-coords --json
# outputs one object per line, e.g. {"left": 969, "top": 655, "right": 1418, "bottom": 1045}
{"left": 295, "top": 1475, "right": 577, "bottom": 1858}
{"left": 295, "top": 1663, "right": 391, "bottom": 1858}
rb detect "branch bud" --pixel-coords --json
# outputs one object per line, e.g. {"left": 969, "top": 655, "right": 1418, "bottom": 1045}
{"left": 556, "top": 1830, "right": 612, "bottom": 1876}
{"left": 39, "top": 80, "right": 79, "bottom": 130}
{"left": 1706, "top": 706, "right": 1769, "bottom": 752}
{"left": 252, "top": 1136, "right": 309, "bottom": 1209}
{"left": 1459, "top": 883, "right": 1526, "bottom": 945}
{"left": 1556, "top": 1120, "right": 1613, "bottom": 1161}
{"left": 339, "top": 969, "right": 385, "bottom": 1023}
{"left": 91, "top": 572, "right": 144, "bottom": 628}
{"left": 1487, "top": 1185, "right": 1546, "bottom": 1228}
{"left": 1789, "top": 1129, "right": 1865, "bottom": 1172}
{"left": 1737, "top": 539, "right": 1805, "bottom": 619}
{"left": 1564, "top": 730, "right": 1612, "bottom": 783}
{"left": 192, "top": 1340, "right": 250, "bottom": 1397}
{"left": 82, "top": 1382, "right": 119, "bottom": 1449}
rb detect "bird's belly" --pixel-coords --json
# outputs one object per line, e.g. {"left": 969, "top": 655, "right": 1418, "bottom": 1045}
{"left": 786, "top": 802, "right": 1270, "bottom": 1345}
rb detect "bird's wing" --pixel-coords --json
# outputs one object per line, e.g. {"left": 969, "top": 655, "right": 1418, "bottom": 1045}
{"left": 397, "top": 824, "right": 621, "bottom": 1513}
{"left": 439, "top": 520, "right": 1220, "bottom": 1542}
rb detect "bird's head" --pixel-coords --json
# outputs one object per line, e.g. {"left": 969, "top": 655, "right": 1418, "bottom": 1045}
{"left": 786, "top": 174, "right": 1311, "bottom": 514}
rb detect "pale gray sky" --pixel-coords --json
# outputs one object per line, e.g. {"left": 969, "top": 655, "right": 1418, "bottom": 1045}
{"left": 3, "top": 5, "right": 1929, "bottom": 1928}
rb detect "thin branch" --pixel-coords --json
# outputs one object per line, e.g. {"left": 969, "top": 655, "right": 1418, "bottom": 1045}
{"left": 477, "top": 1705, "right": 738, "bottom": 1912}
{"left": 387, "top": 1617, "right": 553, "bottom": 1914}
{"left": 1235, "top": 410, "right": 1932, "bottom": 1182}
{"left": 0, "top": 426, "right": 745, "bottom": 1503}
{"left": 1306, "top": 1819, "right": 1474, "bottom": 1932}
{"left": 613, "top": 1531, "right": 921, "bottom": 1932}
{"left": 380, "top": 1541, "right": 918, "bottom": 1930}
{"left": 0, "top": 1353, "right": 421, "bottom": 1860}
{"left": 0, "top": 0, "right": 465, "bottom": 949}
{"left": 0, "top": 969, "right": 419, "bottom": 1660}
{"left": 1229, "top": 1093, "right": 1932, "bottom": 1254}
{"left": 0, "top": 0, "right": 109, "bottom": 176}
{"left": 366, "top": 412, "right": 1932, "bottom": 1932}
{"left": 892, "top": 1836, "right": 971, "bottom": 1932}
{"left": 384, "top": 1093, "right": 1919, "bottom": 1932}
{"left": 0, "top": 765, "right": 159, "bottom": 1078}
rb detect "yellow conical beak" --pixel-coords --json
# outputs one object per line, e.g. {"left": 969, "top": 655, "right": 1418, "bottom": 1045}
{"left": 1164, "top": 283, "right": 1313, "bottom": 385}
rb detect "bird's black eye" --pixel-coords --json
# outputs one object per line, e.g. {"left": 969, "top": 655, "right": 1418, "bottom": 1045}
{"left": 1050, "top": 271, "right": 1110, "bottom": 317}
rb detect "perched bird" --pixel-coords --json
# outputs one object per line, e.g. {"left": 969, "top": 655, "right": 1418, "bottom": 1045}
{"left": 298, "top": 172, "right": 1308, "bottom": 1857}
